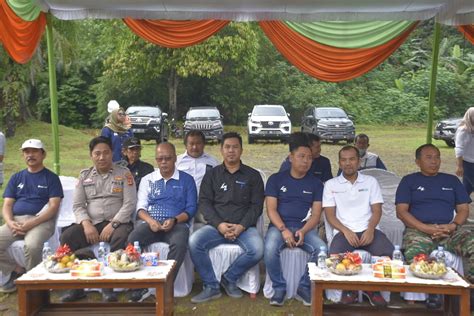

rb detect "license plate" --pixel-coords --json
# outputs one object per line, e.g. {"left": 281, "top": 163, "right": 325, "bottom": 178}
{"left": 133, "top": 128, "right": 145, "bottom": 133}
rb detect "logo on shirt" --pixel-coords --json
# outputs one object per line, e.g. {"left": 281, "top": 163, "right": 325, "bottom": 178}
{"left": 17, "top": 183, "right": 24, "bottom": 190}
{"left": 358, "top": 188, "right": 368, "bottom": 192}
{"left": 37, "top": 185, "right": 47, "bottom": 189}
{"left": 280, "top": 186, "right": 287, "bottom": 192}
{"left": 235, "top": 180, "right": 246, "bottom": 188}
{"left": 441, "top": 187, "right": 453, "bottom": 191}
{"left": 220, "top": 183, "right": 228, "bottom": 191}
{"left": 302, "top": 190, "right": 312, "bottom": 194}
{"left": 417, "top": 186, "right": 425, "bottom": 191}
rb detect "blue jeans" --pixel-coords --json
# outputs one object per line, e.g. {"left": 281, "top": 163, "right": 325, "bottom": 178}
{"left": 264, "top": 226, "right": 326, "bottom": 292}
{"left": 462, "top": 160, "right": 474, "bottom": 195}
{"left": 189, "top": 225, "right": 264, "bottom": 289}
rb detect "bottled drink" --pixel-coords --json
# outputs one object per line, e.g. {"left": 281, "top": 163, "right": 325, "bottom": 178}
{"left": 98, "top": 241, "right": 107, "bottom": 266}
{"left": 317, "top": 245, "right": 327, "bottom": 270}
{"left": 435, "top": 246, "right": 446, "bottom": 265}
{"left": 392, "top": 245, "right": 403, "bottom": 262}
{"left": 42, "top": 242, "right": 52, "bottom": 262}
{"left": 133, "top": 241, "right": 141, "bottom": 254}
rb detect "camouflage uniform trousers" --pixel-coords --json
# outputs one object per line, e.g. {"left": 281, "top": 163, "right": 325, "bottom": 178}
{"left": 403, "top": 226, "right": 474, "bottom": 281}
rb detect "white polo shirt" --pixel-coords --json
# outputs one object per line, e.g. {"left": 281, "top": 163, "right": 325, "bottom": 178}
{"left": 322, "top": 172, "right": 383, "bottom": 234}
{"left": 176, "top": 151, "right": 219, "bottom": 194}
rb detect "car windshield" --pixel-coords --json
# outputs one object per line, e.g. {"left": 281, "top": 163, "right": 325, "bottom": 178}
{"left": 252, "top": 106, "right": 286, "bottom": 116}
{"left": 126, "top": 106, "right": 161, "bottom": 117}
{"left": 316, "top": 108, "right": 347, "bottom": 118}
{"left": 186, "top": 109, "right": 220, "bottom": 119}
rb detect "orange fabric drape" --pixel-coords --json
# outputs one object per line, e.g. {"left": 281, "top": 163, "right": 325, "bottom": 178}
{"left": 458, "top": 25, "right": 474, "bottom": 44}
{"left": 123, "top": 19, "right": 229, "bottom": 48}
{"left": 259, "top": 21, "right": 417, "bottom": 82}
{"left": 0, "top": 0, "right": 46, "bottom": 64}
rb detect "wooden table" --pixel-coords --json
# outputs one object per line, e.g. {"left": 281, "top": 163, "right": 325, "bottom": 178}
{"left": 309, "top": 263, "right": 471, "bottom": 316}
{"left": 15, "top": 260, "right": 176, "bottom": 316}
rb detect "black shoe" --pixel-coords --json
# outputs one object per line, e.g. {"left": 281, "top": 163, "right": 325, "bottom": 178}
{"left": 60, "top": 289, "right": 86, "bottom": 302}
{"left": 426, "top": 294, "right": 442, "bottom": 309}
{"left": 128, "top": 288, "right": 148, "bottom": 302}
{"left": 102, "top": 288, "right": 118, "bottom": 302}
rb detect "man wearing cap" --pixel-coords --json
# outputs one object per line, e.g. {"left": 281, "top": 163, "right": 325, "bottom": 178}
{"left": 59, "top": 136, "right": 137, "bottom": 302}
{"left": 121, "top": 137, "right": 154, "bottom": 190}
{"left": 176, "top": 130, "right": 219, "bottom": 223}
{"left": 0, "top": 139, "right": 63, "bottom": 293}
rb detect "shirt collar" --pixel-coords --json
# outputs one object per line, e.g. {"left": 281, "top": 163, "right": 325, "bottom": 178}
{"left": 91, "top": 166, "right": 113, "bottom": 176}
{"left": 337, "top": 171, "right": 365, "bottom": 184}
{"left": 182, "top": 151, "right": 210, "bottom": 159}
{"left": 156, "top": 168, "right": 180, "bottom": 181}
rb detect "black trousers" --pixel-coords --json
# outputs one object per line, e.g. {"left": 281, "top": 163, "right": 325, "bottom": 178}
{"left": 60, "top": 221, "right": 133, "bottom": 259}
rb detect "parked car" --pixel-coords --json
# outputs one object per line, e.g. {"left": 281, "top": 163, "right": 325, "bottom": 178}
{"left": 301, "top": 107, "right": 355, "bottom": 143}
{"left": 126, "top": 105, "right": 168, "bottom": 142}
{"left": 433, "top": 117, "right": 462, "bottom": 147}
{"left": 183, "top": 106, "right": 224, "bottom": 142}
{"left": 247, "top": 104, "right": 292, "bottom": 144}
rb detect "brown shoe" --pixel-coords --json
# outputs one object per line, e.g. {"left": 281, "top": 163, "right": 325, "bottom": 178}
{"left": 340, "top": 291, "right": 358, "bottom": 304}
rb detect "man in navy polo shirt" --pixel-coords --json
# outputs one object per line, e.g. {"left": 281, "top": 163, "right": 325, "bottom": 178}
{"left": 265, "top": 133, "right": 326, "bottom": 306}
{"left": 127, "top": 142, "right": 197, "bottom": 302}
{"left": 279, "top": 133, "right": 333, "bottom": 182}
{"left": 395, "top": 143, "right": 473, "bottom": 308}
{"left": 0, "top": 139, "right": 63, "bottom": 293}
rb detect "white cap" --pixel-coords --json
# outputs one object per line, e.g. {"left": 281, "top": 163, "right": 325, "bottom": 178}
{"left": 21, "top": 139, "right": 44, "bottom": 150}
{"left": 107, "top": 100, "right": 120, "bottom": 113}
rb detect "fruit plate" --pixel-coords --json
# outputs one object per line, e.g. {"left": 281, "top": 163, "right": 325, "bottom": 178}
{"left": 47, "top": 266, "right": 71, "bottom": 273}
{"left": 109, "top": 263, "right": 141, "bottom": 272}
{"left": 328, "top": 265, "right": 362, "bottom": 276}
{"left": 409, "top": 267, "right": 447, "bottom": 280}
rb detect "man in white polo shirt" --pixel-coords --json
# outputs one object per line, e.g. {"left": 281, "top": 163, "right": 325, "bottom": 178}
{"left": 323, "top": 145, "right": 393, "bottom": 306}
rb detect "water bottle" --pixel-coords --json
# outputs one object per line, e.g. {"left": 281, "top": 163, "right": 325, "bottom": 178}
{"left": 133, "top": 241, "right": 141, "bottom": 254}
{"left": 435, "top": 246, "right": 446, "bottom": 265}
{"left": 392, "top": 245, "right": 403, "bottom": 262}
{"left": 317, "top": 245, "right": 327, "bottom": 270}
{"left": 42, "top": 242, "right": 52, "bottom": 262}
{"left": 98, "top": 242, "right": 107, "bottom": 266}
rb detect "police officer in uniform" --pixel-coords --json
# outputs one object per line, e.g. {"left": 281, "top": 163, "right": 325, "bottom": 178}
{"left": 60, "top": 136, "right": 137, "bottom": 302}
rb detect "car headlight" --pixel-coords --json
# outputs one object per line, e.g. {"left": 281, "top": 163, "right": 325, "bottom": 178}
{"left": 318, "top": 123, "right": 328, "bottom": 127}
{"left": 212, "top": 122, "right": 222, "bottom": 128}
{"left": 148, "top": 118, "right": 160, "bottom": 124}
{"left": 250, "top": 120, "right": 260, "bottom": 125}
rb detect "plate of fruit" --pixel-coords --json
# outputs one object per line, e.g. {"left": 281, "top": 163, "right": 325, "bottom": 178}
{"left": 44, "top": 244, "right": 76, "bottom": 273}
{"left": 108, "top": 243, "right": 142, "bottom": 272}
{"left": 326, "top": 252, "right": 363, "bottom": 275}
{"left": 409, "top": 254, "right": 447, "bottom": 279}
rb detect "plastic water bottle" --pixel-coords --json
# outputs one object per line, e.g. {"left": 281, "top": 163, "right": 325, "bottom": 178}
{"left": 392, "top": 245, "right": 403, "bottom": 262}
{"left": 42, "top": 242, "right": 52, "bottom": 261}
{"left": 317, "top": 245, "right": 327, "bottom": 270}
{"left": 133, "top": 241, "right": 141, "bottom": 254}
{"left": 435, "top": 246, "right": 446, "bottom": 265}
{"left": 98, "top": 242, "right": 108, "bottom": 266}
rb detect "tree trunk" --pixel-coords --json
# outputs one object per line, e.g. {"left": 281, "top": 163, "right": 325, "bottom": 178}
{"left": 167, "top": 69, "right": 179, "bottom": 119}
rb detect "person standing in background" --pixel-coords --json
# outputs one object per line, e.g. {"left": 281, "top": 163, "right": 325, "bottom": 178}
{"left": 455, "top": 107, "right": 474, "bottom": 196}
{"left": 101, "top": 104, "right": 133, "bottom": 162}
{"left": 0, "top": 131, "right": 5, "bottom": 187}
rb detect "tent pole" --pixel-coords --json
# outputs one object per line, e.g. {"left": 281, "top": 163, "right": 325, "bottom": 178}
{"left": 45, "top": 13, "right": 60, "bottom": 174}
{"left": 426, "top": 21, "right": 441, "bottom": 144}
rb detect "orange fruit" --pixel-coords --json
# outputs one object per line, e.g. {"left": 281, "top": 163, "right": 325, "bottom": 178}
{"left": 341, "top": 258, "right": 351, "bottom": 267}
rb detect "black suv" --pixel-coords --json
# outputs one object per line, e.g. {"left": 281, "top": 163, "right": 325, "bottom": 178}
{"left": 433, "top": 117, "right": 462, "bottom": 147}
{"left": 301, "top": 107, "right": 355, "bottom": 143}
{"left": 183, "top": 106, "right": 224, "bottom": 142}
{"left": 126, "top": 105, "right": 168, "bottom": 142}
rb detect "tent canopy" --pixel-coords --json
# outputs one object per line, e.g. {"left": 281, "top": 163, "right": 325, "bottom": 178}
{"left": 38, "top": 0, "right": 474, "bottom": 25}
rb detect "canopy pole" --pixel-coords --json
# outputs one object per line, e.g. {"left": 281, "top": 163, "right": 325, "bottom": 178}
{"left": 426, "top": 21, "right": 441, "bottom": 144}
{"left": 45, "top": 13, "right": 60, "bottom": 174}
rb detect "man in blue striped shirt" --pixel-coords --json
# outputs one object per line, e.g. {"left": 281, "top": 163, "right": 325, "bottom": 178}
{"left": 127, "top": 142, "right": 197, "bottom": 301}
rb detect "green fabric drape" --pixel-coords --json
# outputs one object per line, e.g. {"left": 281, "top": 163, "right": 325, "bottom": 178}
{"left": 6, "top": 0, "right": 41, "bottom": 21}
{"left": 285, "top": 20, "right": 415, "bottom": 48}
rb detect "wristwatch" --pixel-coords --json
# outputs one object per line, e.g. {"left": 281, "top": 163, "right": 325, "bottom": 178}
{"left": 111, "top": 222, "right": 120, "bottom": 229}
{"left": 452, "top": 222, "right": 461, "bottom": 230}
{"left": 173, "top": 217, "right": 178, "bottom": 225}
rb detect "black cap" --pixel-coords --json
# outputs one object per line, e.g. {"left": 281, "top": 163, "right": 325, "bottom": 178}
{"left": 123, "top": 137, "right": 141, "bottom": 149}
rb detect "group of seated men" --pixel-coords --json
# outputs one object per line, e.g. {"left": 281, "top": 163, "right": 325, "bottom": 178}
{"left": 0, "top": 130, "right": 472, "bottom": 309}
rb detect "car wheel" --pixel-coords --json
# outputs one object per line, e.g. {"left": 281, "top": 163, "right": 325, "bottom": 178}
{"left": 301, "top": 126, "right": 304, "bottom": 132}
{"left": 248, "top": 136, "right": 254, "bottom": 144}
{"left": 347, "top": 139, "right": 354, "bottom": 144}
{"left": 445, "top": 139, "right": 455, "bottom": 147}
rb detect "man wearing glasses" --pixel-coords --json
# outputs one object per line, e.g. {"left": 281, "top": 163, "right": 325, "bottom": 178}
{"left": 126, "top": 142, "right": 197, "bottom": 302}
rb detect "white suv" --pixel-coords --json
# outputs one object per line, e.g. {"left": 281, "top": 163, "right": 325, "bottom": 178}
{"left": 247, "top": 105, "right": 292, "bottom": 144}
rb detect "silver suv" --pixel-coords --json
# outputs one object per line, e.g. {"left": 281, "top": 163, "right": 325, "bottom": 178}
{"left": 301, "top": 107, "right": 355, "bottom": 143}
{"left": 247, "top": 105, "right": 291, "bottom": 144}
